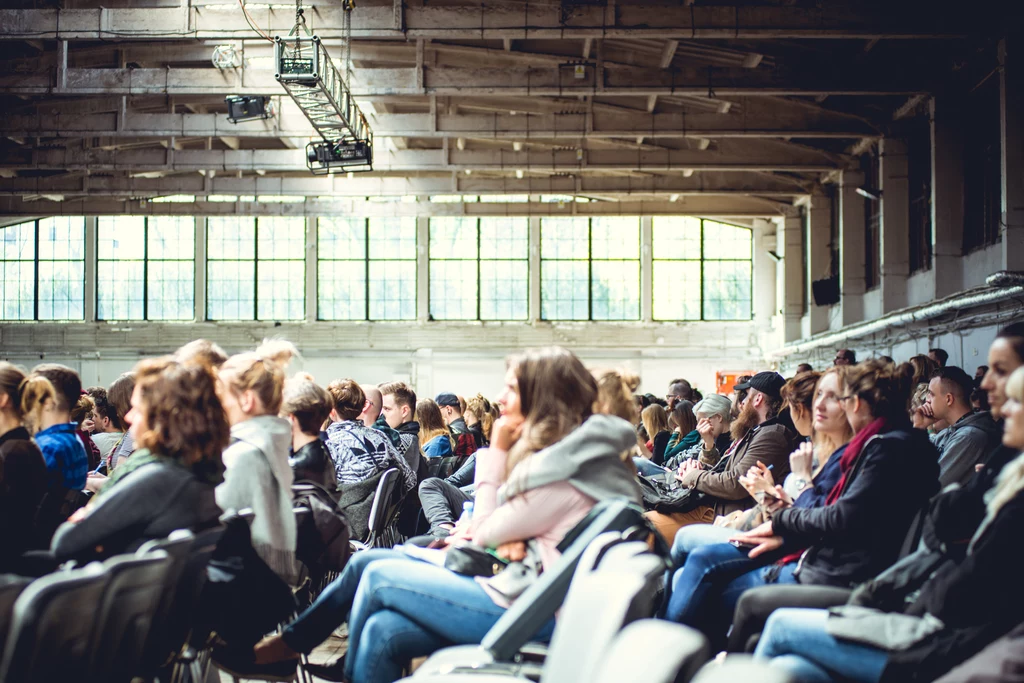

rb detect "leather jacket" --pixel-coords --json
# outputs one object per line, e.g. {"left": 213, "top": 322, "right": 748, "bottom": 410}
{"left": 289, "top": 439, "right": 338, "bottom": 490}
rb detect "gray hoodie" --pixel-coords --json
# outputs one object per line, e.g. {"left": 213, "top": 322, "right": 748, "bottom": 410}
{"left": 932, "top": 410, "right": 1004, "bottom": 488}
{"left": 216, "top": 415, "right": 300, "bottom": 584}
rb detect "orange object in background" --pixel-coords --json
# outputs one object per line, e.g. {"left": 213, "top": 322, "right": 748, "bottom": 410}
{"left": 715, "top": 371, "right": 757, "bottom": 395}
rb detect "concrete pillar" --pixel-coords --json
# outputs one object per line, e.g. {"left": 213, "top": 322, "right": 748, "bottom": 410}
{"left": 304, "top": 217, "right": 318, "bottom": 322}
{"left": 807, "top": 194, "right": 832, "bottom": 334}
{"left": 839, "top": 170, "right": 866, "bottom": 325}
{"left": 84, "top": 216, "right": 97, "bottom": 323}
{"left": 879, "top": 137, "right": 910, "bottom": 312}
{"left": 528, "top": 216, "right": 541, "bottom": 322}
{"left": 640, "top": 216, "right": 653, "bottom": 322}
{"left": 416, "top": 216, "right": 429, "bottom": 323}
{"left": 194, "top": 217, "right": 207, "bottom": 322}
{"left": 781, "top": 211, "right": 804, "bottom": 343}
{"left": 751, "top": 218, "right": 776, "bottom": 328}
{"left": 1000, "top": 35, "right": 1024, "bottom": 272}
{"left": 931, "top": 96, "right": 964, "bottom": 297}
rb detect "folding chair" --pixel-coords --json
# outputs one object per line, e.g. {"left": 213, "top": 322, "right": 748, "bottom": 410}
{"left": 595, "top": 621, "right": 711, "bottom": 683}
{"left": 689, "top": 655, "right": 796, "bottom": 683}
{"left": 0, "top": 576, "right": 31, "bottom": 653}
{"left": 133, "top": 530, "right": 195, "bottom": 680}
{"left": 352, "top": 467, "right": 402, "bottom": 550}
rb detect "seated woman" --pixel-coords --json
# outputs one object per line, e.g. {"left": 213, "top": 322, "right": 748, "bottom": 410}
{"left": 663, "top": 399, "right": 700, "bottom": 462}
{"left": 754, "top": 365, "right": 1024, "bottom": 683}
{"left": 635, "top": 394, "right": 733, "bottom": 478}
{"left": 417, "top": 398, "right": 455, "bottom": 459}
{"left": 251, "top": 347, "right": 642, "bottom": 683}
{"left": 281, "top": 373, "right": 337, "bottom": 490}
{"left": 50, "top": 358, "right": 226, "bottom": 563}
{"left": 663, "top": 369, "right": 851, "bottom": 628}
{"left": 641, "top": 404, "right": 672, "bottom": 465}
{"left": 216, "top": 351, "right": 302, "bottom": 585}
{"left": 464, "top": 394, "right": 496, "bottom": 449}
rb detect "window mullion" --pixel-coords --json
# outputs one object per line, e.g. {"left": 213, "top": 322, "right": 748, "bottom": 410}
{"left": 252, "top": 218, "right": 259, "bottom": 320}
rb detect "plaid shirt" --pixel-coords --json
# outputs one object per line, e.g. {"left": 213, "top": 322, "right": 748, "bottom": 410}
{"left": 325, "top": 420, "right": 416, "bottom": 491}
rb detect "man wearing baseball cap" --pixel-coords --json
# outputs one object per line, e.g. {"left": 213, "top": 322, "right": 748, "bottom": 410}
{"left": 435, "top": 392, "right": 478, "bottom": 458}
{"left": 646, "top": 370, "right": 801, "bottom": 543}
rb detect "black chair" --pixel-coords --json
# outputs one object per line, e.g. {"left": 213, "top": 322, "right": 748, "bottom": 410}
{"left": 353, "top": 467, "right": 402, "bottom": 549}
{"left": 89, "top": 551, "right": 174, "bottom": 683}
{"left": 0, "top": 576, "right": 31, "bottom": 652}
{"left": 0, "top": 562, "right": 110, "bottom": 683}
{"left": 133, "top": 530, "right": 196, "bottom": 680}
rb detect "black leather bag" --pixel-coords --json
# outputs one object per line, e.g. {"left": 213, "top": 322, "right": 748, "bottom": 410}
{"left": 444, "top": 541, "right": 509, "bottom": 577}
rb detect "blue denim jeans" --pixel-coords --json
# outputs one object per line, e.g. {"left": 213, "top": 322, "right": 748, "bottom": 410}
{"left": 754, "top": 608, "right": 890, "bottom": 682}
{"left": 634, "top": 457, "right": 668, "bottom": 478}
{"left": 282, "top": 548, "right": 556, "bottom": 683}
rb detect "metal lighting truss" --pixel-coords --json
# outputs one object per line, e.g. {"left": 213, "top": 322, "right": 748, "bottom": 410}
{"left": 275, "top": 35, "right": 373, "bottom": 173}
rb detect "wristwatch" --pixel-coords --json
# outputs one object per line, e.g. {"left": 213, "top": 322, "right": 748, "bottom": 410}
{"left": 791, "top": 477, "right": 810, "bottom": 492}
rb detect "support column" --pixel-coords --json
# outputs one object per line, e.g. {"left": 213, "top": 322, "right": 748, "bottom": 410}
{"left": 807, "top": 194, "right": 832, "bottom": 334}
{"left": 931, "top": 96, "right": 964, "bottom": 297}
{"left": 528, "top": 216, "right": 541, "bottom": 322}
{"left": 194, "top": 217, "right": 207, "bottom": 322}
{"left": 416, "top": 216, "right": 429, "bottom": 323}
{"left": 640, "top": 216, "right": 653, "bottom": 323}
{"left": 304, "top": 217, "right": 317, "bottom": 322}
{"left": 781, "top": 210, "right": 804, "bottom": 343}
{"left": 84, "top": 216, "right": 97, "bottom": 322}
{"left": 1000, "top": 35, "right": 1024, "bottom": 272}
{"left": 879, "top": 137, "right": 910, "bottom": 313}
{"left": 839, "top": 170, "right": 866, "bottom": 325}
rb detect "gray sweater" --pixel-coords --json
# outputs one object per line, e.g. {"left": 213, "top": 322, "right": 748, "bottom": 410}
{"left": 932, "top": 410, "right": 1003, "bottom": 487}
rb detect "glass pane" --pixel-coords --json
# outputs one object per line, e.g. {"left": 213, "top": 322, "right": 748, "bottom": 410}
{"left": 318, "top": 217, "right": 366, "bottom": 260}
{"left": 37, "top": 217, "right": 85, "bottom": 260}
{"left": 148, "top": 260, "right": 195, "bottom": 320}
{"left": 0, "top": 221, "right": 34, "bottom": 261}
{"left": 591, "top": 261, "right": 640, "bottom": 320}
{"left": 653, "top": 261, "right": 701, "bottom": 320}
{"left": 429, "top": 260, "right": 478, "bottom": 320}
{"left": 703, "top": 261, "right": 752, "bottom": 320}
{"left": 207, "top": 260, "right": 255, "bottom": 320}
{"left": 0, "top": 261, "right": 35, "bottom": 320}
{"left": 480, "top": 218, "right": 528, "bottom": 259}
{"left": 703, "top": 220, "right": 752, "bottom": 260}
{"left": 97, "top": 216, "right": 145, "bottom": 260}
{"left": 368, "top": 217, "right": 416, "bottom": 260}
{"left": 207, "top": 217, "right": 256, "bottom": 259}
{"left": 653, "top": 216, "right": 702, "bottom": 260}
{"left": 149, "top": 217, "right": 195, "bottom": 259}
{"left": 38, "top": 260, "right": 85, "bottom": 320}
{"left": 319, "top": 259, "right": 367, "bottom": 320}
{"left": 257, "top": 260, "right": 305, "bottom": 320}
{"left": 97, "top": 260, "right": 145, "bottom": 320}
{"left": 480, "top": 260, "right": 529, "bottom": 320}
{"left": 591, "top": 217, "right": 640, "bottom": 259}
{"left": 368, "top": 260, "right": 416, "bottom": 320}
{"left": 257, "top": 217, "right": 305, "bottom": 260}
{"left": 429, "top": 217, "right": 478, "bottom": 260}
{"left": 540, "top": 218, "right": 589, "bottom": 259}
{"left": 541, "top": 261, "right": 588, "bottom": 320}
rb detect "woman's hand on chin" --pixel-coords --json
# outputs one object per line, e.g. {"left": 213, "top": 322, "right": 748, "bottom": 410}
{"left": 492, "top": 414, "right": 525, "bottom": 452}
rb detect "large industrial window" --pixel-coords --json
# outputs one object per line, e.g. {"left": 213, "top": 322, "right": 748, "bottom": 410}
{"left": 907, "top": 117, "right": 933, "bottom": 273}
{"left": 428, "top": 217, "right": 529, "bottom": 321}
{"left": 963, "top": 76, "right": 1002, "bottom": 253}
{"left": 318, "top": 217, "right": 367, "bottom": 321}
{"left": 652, "top": 217, "right": 752, "bottom": 321}
{"left": 862, "top": 147, "right": 881, "bottom": 290}
{"left": 540, "top": 217, "right": 640, "bottom": 321}
{"left": 207, "top": 216, "right": 305, "bottom": 321}
{"left": 367, "top": 217, "right": 417, "bottom": 320}
{"left": 97, "top": 216, "right": 195, "bottom": 320}
{"left": 0, "top": 217, "right": 86, "bottom": 321}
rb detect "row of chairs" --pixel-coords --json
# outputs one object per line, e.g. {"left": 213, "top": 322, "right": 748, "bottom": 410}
{"left": 0, "top": 524, "right": 225, "bottom": 683}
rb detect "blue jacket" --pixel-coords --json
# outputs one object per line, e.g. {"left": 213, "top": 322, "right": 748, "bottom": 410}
{"left": 792, "top": 444, "right": 846, "bottom": 510}
{"left": 422, "top": 434, "right": 454, "bottom": 459}
{"left": 35, "top": 422, "right": 89, "bottom": 490}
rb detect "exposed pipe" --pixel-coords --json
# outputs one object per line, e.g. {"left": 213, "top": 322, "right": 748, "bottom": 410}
{"left": 768, "top": 278, "right": 1024, "bottom": 360}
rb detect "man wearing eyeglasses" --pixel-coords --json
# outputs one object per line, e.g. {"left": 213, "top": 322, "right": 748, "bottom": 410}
{"left": 667, "top": 378, "right": 694, "bottom": 409}
{"left": 833, "top": 349, "right": 856, "bottom": 366}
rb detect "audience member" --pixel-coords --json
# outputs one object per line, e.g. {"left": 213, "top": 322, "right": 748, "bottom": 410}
{"left": 971, "top": 386, "right": 990, "bottom": 413}
{"left": 667, "top": 378, "right": 695, "bottom": 409}
{"left": 281, "top": 374, "right": 337, "bottom": 490}
{"left": 664, "top": 394, "right": 734, "bottom": 471}
{"left": 252, "top": 347, "right": 641, "bottom": 683}
{"left": 70, "top": 392, "right": 101, "bottom": 470}
{"left": 796, "top": 363, "right": 813, "bottom": 374}
{"left": 0, "top": 363, "right": 52, "bottom": 569}
{"left": 641, "top": 403, "right": 672, "bottom": 464}
{"left": 732, "top": 374, "right": 754, "bottom": 419}
{"left": 930, "top": 347, "right": 950, "bottom": 367}
{"left": 417, "top": 398, "right": 455, "bottom": 458}
{"left": 926, "top": 366, "right": 1002, "bottom": 486}
{"left": 358, "top": 384, "right": 383, "bottom": 427}
{"left": 106, "top": 372, "right": 137, "bottom": 469}
{"left": 834, "top": 349, "right": 856, "bottom": 366}
{"left": 878, "top": 355, "right": 896, "bottom": 366}
{"left": 31, "top": 363, "right": 89, "bottom": 491}
{"left": 645, "top": 371, "right": 799, "bottom": 543}
{"left": 909, "top": 354, "right": 940, "bottom": 388}
{"left": 436, "top": 392, "right": 478, "bottom": 458}
{"left": 662, "top": 399, "right": 700, "bottom": 463}
{"left": 975, "top": 365, "right": 989, "bottom": 383}
{"left": 326, "top": 379, "right": 415, "bottom": 492}
{"left": 379, "top": 381, "right": 424, "bottom": 476}
{"left": 216, "top": 351, "right": 301, "bottom": 584}
{"left": 464, "top": 394, "right": 496, "bottom": 449}
{"left": 174, "top": 338, "right": 229, "bottom": 369}
{"left": 51, "top": 358, "right": 226, "bottom": 563}
{"left": 86, "top": 386, "right": 123, "bottom": 461}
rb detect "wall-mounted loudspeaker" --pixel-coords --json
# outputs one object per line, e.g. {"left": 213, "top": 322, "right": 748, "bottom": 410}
{"left": 812, "top": 276, "right": 841, "bottom": 306}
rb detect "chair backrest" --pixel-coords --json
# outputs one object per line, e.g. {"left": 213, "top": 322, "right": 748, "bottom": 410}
{"left": 0, "top": 563, "right": 110, "bottom": 683}
{"left": 481, "top": 500, "right": 646, "bottom": 660}
{"left": 594, "top": 620, "right": 711, "bottom": 683}
{"left": 366, "top": 468, "right": 400, "bottom": 537}
{"left": 0, "top": 577, "right": 31, "bottom": 652}
{"left": 689, "top": 655, "right": 796, "bottom": 683}
{"left": 542, "top": 547, "right": 666, "bottom": 683}
{"left": 134, "top": 530, "right": 195, "bottom": 674}
{"left": 89, "top": 551, "right": 173, "bottom": 683}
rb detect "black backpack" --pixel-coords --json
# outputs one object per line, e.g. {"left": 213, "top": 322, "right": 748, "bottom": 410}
{"left": 293, "top": 481, "right": 352, "bottom": 573}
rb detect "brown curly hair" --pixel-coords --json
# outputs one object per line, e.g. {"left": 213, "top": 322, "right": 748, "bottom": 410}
{"left": 134, "top": 357, "right": 229, "bottom": 479}
{"left": 845, "top": 358, "right": 914, "bottom": 422}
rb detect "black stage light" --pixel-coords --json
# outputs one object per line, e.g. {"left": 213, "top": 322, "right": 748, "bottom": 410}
{"left": 225, "top": 95, "right": 273, "bottom": 123}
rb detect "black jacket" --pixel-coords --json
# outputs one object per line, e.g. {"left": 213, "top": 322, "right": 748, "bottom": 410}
{"left": 0, "top": 427, "right": 50, "bottom": 568}
{"left": 289, "top": 439, "right": 338, "bottom": 491}
{"left": 880, "top": 456, "right": 1024, "bottom": 682}
{"left": 773, "top": 424, "right": 940, "bottom": 588}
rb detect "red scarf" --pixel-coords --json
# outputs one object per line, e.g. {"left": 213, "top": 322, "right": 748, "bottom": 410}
{"left": 775, "top": 416, "right": 888, "bottom": 567}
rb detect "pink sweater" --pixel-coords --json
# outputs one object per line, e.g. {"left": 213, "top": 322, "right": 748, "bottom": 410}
{"left": 470, "top": 446, "right": 596, "bottom": 573}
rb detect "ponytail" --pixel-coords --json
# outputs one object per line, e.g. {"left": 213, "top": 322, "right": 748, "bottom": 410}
{"left": 19, "top": 375, "right": 56, "bottom": 434}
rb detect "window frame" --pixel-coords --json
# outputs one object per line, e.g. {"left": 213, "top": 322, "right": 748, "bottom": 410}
{"left": 0, "top": 217, "right": 86, "bottom": 322}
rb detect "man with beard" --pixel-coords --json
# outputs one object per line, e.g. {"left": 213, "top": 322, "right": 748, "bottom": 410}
{"left": 646, "top": 371, "right": 801, "bottom": 544}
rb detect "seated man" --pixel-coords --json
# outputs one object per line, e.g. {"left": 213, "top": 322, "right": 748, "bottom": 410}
{"left": 436, "top": 392, "right": 478, "bottom": 458}
{"left": 926, "top": 366, "right": 1002, "bottom": 487}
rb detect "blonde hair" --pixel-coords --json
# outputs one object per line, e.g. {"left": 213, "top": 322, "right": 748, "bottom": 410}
{"left": 219, "top": 351, "right": 287, "bottom": 415}
{"left": 1008, "top": 366, "right": 1024, "bottom": 404}
{"left": 466, "top": 393, "right": 498, "bottom": 441}
{"left": 0, "top": 361, "right": 56, "bottom": 434}
{"left": 417, "top": 399, "right": 452, "bottom": 447}
{"left": 254, "top": 338, "right": 301, "bottom": 369}
{"left": 811, "top": 366, "right": 854, "bottom": 461}
{"left": 641, "top": 404, "right": 669, "bottom": 439}
{"left": 592, "top": 367, "right": 640, "bottom": 424}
